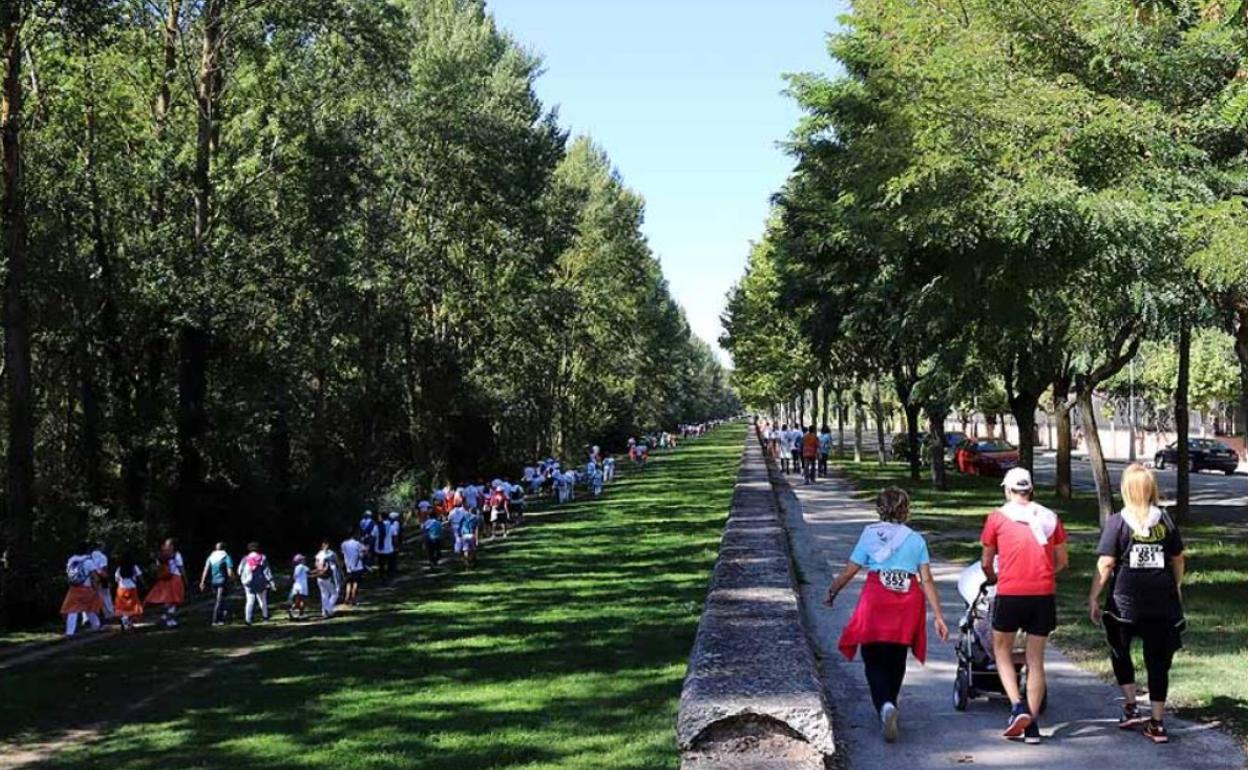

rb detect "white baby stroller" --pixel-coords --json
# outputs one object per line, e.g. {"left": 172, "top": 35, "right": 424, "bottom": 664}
{"left": 952, "top": 562, "right": 1047, "bottom": 713}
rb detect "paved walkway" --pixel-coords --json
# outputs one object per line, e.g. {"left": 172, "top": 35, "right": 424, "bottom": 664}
{"left": 776, "top": 468, "right": 1246, "bottom": 770}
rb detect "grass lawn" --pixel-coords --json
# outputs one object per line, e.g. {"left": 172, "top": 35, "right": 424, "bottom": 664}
{"left": 832, "top": 455, "right": 1248, "bottom": 745}
{"left": 0, "top": 422, "right": 746, "bottom": 770}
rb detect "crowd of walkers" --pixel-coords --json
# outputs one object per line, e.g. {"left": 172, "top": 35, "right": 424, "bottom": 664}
{"left": 58, "top": 424, "right": 723, "bottom": 639}
{"left": 758, "top": 421, "right": 832, "bottom": 483}
{"left": 753, "top": 420, "right": 1187, "bottom": 748}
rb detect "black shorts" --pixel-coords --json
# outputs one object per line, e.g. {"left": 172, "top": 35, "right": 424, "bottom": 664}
{"left": 992, "top": 595, "right": 1057, "bottom": 637}
{"left": 346, "top": 570, "right": 366, "bottom": 586}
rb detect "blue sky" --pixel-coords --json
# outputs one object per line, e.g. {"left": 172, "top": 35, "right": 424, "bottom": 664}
{"left": 487, "top": 0, "right": 845, "bottom": 364}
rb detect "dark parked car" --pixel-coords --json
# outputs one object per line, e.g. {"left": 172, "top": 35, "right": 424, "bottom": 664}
{"left": 954, "top": 438, "right": 1019, "bottom": 477}
{"left": 1155, "top": 439, "right": 1240, "bottom": 475}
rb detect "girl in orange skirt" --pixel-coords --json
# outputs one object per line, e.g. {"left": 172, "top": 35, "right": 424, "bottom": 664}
{"left": 113, "top": 554, "right": 144, "bottom": 630}
{"left": 61, "top": 544, "right": 103, "bottom": 637}
{"left": 144, "top": 538, "right": 186, "bottom": 628}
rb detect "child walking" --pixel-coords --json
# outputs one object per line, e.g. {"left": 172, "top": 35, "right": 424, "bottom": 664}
{"left": 422, "top": 512, "right": 444, "bottom": 569}
{"left": 288, "top": 554, "right": 310, "bottom": 620}
{"left": 144, "top": 538, "right": 186, "bottom": 628}
{"left": 61, "top": 544, "right": 103, "bottom": 637}
{"left": 239, "top": 542, "right": 275, "bottom": 626}
{"left": 113, "top": 554, "right": 144, "bottom": 631}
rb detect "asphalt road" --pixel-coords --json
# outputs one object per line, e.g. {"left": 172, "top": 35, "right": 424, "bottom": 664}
{"left": 1030, "top": 452, "right": 1247, "bottom": 524}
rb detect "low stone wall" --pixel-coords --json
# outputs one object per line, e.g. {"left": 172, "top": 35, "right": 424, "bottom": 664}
{"left": 676, "top": 432, "right": 835, "bottom": 769}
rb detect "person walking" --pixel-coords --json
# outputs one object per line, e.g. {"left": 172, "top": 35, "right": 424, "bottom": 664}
{"left": 1088, "top": 463, "right": 1186, "bottom": 744}
{"left": 777, "top": 424, "right": 793, "bottom": 473}
{"left": 314, "top": 538, "right": 341, "bottom": 619}
{"left": 61, "top": 544, "right": 104, "bottom": 637}
{"left": 818, "top": 425, "right": 833, "bottom": 478}
{"left": 144, "top": 539, "right": 186, "bottom": 628}
{"left": 239, "top": 542, "right": 275, "bottom": 626}
{"left": 199, "top": 543, "right": 235, "bottom": 626}
{"left": 826, "top": 488, "right": 949, "bottom": 743}
{"left": 801, "top": 425, "right": 820, "bottom": 484}
{"left": 980, "top": 468, "right": 1068, "bottom": 745}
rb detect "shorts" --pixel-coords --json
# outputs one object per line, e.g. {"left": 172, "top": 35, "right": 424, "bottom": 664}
{"left": 992, "top": 595, "right": 1057, "bottom": 637}
{"left": 346, "top": 570, "right": 365, "bottom": 586}
{"left": 460, "top": 535, "right": 477, "bottom": 553}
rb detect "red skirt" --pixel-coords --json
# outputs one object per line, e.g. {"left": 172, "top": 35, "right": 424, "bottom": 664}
{"left": 115, "top": 586, "right": 144, "bottom": 617}
{"left": 144, "top": 576, "right": 185, "bottom": 606}
{"left": 60, "top": 585, "right": 104, "bottom": 616}
{"left": 838, "top": 571, "right": 928, "bottom": 664}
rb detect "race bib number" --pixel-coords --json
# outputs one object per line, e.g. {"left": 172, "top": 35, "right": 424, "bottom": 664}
{"left": 1129, "top": 543, "right": 1164, "bottom": 570}
{"left": 879, "top": 570, "right": 913, "bottom": 593}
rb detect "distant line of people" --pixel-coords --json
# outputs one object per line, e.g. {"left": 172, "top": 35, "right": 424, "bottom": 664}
{"left": 57, "top": 423, "right": 724, "bottom": 638}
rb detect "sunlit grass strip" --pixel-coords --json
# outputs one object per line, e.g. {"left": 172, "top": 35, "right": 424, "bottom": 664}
{"left": 2, "top": 423, "right": 747, "bottom": 770}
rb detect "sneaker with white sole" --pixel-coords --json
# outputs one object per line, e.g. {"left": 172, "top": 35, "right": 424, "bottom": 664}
{"left": 1004, "top": 702, "right": 1032, "bottom": 739}
{"left": 1024, "top": 721, "right": 1041, "bottom": 744}
{"left": 881, "top": 702, "right": 899, "bottom": 743}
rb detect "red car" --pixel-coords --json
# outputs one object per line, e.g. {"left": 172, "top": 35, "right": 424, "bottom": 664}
{"left": 954, "top": 438, "right": 1020, "bottom": 477}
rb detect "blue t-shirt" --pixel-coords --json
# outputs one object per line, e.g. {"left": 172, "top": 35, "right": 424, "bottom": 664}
{"left": 849, "top": 527, "right": 930, "bottom": 574}
{"left": 458, "top": 513, "right": 479, "bottom": 537}
{"left": 818, "top": 433, "right": 833, "bottom": 452}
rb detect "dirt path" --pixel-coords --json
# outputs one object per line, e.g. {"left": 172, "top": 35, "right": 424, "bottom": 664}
{"left": 776, "top": 468, "right": 1246, "bottom": 770}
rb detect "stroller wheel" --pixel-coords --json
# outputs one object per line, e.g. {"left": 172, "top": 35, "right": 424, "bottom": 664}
{"left": 953, "top": 668, "right": 970, "bottom": 711}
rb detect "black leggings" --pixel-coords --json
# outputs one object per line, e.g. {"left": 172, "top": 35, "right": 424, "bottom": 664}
{"left": 1107, "top": 618, "right": 1178, "bottom": 703}
{"left": 861, "top": 642, "right": 908, "bottom": 712}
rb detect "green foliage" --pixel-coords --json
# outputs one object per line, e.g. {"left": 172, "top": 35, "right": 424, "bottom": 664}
{"left": 0, "top": 0, "right": 734, "bottom": 624}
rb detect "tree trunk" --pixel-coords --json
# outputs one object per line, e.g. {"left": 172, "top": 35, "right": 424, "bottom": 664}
{"left": 853, "top": 391, "right": 865, "bottom": 464}
{"left": 927, "top": 408, "right": 948, "bottom": 491}
{"left": 817, "top": 381, "right": 826, "bottom": 429}
{"left": 177, "top": 0, "right": 224, "bottom": 544}
{"left": 1234, "top": 306, "right": 1248, "bottom": 448}
{"left": 1053, "top": 373, "right": 1073, "bottom": 499}
{"left": 1009, "top": 391, "right": 1041, "bottom": 473}
{"left": 1176, "top": 320, "right": 1191, "bottom": 522}
{"left": 0, "top": 4, "right": 35, "bottom": 625}
{"left": 1077, "top": 388, "right": 1115, "bottom": 524}
{"left": 836, "top": 395, "right": 846, "bottom": 453}
{"left": 872, "top": 382, "right": 887, "bottom": 466}
{"left": 903, "top": 403, "right": 921, "bottom": 480}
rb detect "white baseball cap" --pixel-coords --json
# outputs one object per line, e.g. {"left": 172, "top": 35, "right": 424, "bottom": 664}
{"left": 1002, "top": 467, "right": 1033, "bottom": 492}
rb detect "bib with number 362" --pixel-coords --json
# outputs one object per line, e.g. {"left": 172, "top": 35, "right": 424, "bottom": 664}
{"left": 879, "top": 569, "right": 913, "bottom": 593}
{"left": 1129, "top": 543, "right": 1164, "bottom": 570}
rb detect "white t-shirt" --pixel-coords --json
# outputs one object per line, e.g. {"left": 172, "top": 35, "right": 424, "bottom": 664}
{"left": 376, "top": 520, "right": 398, "bottom": 554}
{"left": 315, "top": 548, "right": 338, "bottom": 577}
{"left": 291, "top": 564, "right": 310, "bottom": 595}
{"left": 114, "top": 565, "right": 142, "bottom": 591}
{"left": 341, "top": 538, "right": 366, "bottom": 572}
{"left": 90, "top": 550, "right": 109, "bottom": 575}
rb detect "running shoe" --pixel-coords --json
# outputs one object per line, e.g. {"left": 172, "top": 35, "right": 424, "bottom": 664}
{"left": 1024, "top": 721, "right": 1041, "bottom": 745}
{"left": 1118, "top": 703, "right": 1147, "bottom": 729}
{"left": 881, "top": 702, "right": 899, "bottom": 743}
{"left": 1004, "top": 702, "right": 1032, "bottom": 739}
{"left": 1143, "top": 720, "right": 1169, "bottom": 744}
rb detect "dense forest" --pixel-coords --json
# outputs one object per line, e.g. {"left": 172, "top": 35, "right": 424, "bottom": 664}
{"left": 0, "top": 0, "right": 737, "bottom": 625}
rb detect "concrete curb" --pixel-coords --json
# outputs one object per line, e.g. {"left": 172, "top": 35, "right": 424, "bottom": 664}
{"left": 677, "top": 434, "right": 835, "bottom": 768}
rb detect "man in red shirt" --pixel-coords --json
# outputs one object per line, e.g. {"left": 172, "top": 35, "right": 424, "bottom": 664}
{"left": 981, "top": 468, "right": 1069, "bottom": 745}
{"left": 801, "top": 425, "right": 820, "bottom": 484}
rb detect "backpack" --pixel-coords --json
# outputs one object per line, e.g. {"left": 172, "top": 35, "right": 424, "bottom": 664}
{"left": 458, "top": 514, "right": 477, "bottom": 537}
{"left": 67, "top": 557, "right": 91, "bottom": 586}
